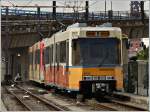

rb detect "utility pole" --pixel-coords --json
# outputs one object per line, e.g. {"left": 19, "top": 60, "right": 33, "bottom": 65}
{"left": 37, "top": 7, "right": 43, "bottom": 40}
{"left": 111, "top": 1, "right": 112, "bottom": 11}
{"left": 108, "top": 1, "right": 113, "bottom": 20}
{"left": 140, "top": 1, "right": 144, "bottom": 23}
{"left": 85, "top": 1, "right": 89, "bottom": 21}
{"left": 37, "top": 7, "right": 40, "bottom": 20}
{"left": 52, "top": 1, "right": 56, "bottom": 20}
{"left": 105, "top": 0, "right": 106, "bottom": 18}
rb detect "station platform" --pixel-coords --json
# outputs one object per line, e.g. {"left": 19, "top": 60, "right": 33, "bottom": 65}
{"left": 113, "top": 92, "right": 149, "bottom": 109}
{"left": 1, "top": 99, "right": 7, "bottom": 111}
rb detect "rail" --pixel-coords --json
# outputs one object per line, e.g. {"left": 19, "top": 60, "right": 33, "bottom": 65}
{"left": 103, "top": 96, "right": 148, "bottom": 111}
{"left": 5, "top": 85, "right": 66, "bottom": 111}
{"left": 16, "top": 85, "right": 65, "bottom": 111}
{"left": 95, "top": 103, "right": 118, "bottom": 111}
{"left": 110, "top": 99, "right": 148, "bottom": 111}
{"left": 5, "top": 86, "right": 32, "bottom": 111}
{"left": 87, "top": 96, "right": 148, "bottom": 111}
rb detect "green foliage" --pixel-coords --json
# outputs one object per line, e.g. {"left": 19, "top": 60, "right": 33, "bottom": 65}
{"left": 137, "top": 47, "right": 149, "bottom": 60}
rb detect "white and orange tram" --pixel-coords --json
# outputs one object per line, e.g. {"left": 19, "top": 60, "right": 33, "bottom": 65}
{"left": 29, "top": 23, "right": 128, "bottom": 97}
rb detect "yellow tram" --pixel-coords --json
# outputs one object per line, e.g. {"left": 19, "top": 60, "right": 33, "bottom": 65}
{"left": 29, "top": 23, "right": 128, "bottom": 97}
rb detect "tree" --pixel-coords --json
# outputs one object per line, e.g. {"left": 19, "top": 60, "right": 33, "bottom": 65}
{"left": 137, "top": 47, "right": 149, "bottom": 60}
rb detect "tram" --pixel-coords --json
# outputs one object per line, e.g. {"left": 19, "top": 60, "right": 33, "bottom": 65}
{"left": 29, "top": 23, "right": 128, "bottom": 97}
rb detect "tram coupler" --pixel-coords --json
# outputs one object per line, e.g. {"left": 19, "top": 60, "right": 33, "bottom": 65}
{"left": 79, "top": 80, "right": 116, "bottom": 98}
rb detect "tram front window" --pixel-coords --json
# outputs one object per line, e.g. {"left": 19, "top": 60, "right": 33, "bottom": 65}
{"left": 72, "top": 38, "right": 120, "bottom": 66}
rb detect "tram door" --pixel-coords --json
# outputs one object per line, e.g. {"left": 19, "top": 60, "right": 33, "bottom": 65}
{"left": 54, "top": 41, "right": 69, "bottom": 87}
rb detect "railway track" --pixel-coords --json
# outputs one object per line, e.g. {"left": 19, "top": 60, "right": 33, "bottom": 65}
{"left": 4, "top": 82, "right": 148, "bottom": 111}
{"left": 4, "top": 85, "right": 68, "bottom": 111}
{"left": 87, "top": 96, "right": 148, "bottom": 111}
{"left": 20, "top": 83, "right": 148, "bottom": 111}
{"left": 110, "top": 98, "right": 148, "bottom": 111}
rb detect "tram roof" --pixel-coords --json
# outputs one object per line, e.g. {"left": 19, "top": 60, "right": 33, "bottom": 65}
{"left": 34, "top": 26, "right": 123, "bottom": 47}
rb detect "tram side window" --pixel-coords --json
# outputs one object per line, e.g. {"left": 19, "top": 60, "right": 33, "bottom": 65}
{"left": 52, "top": 45, "right": 53, "bottom": 63}
{"left": 37, "top": 50, "right": 40, "bottom": 64}
{"left": 60, "top": 41, "right": 66, "bottom": 63}
{"left": 44, "top": 47, "right": 50, "bottom": 64}
{"left": 34, "top": 51, "right": 36, "bottom": 65}
{"left": 35, "top": 50, "right": 38, "bottom": 69}
{"left": 29, "top": 52, "right": 33, "bottom": 71}
{"left": 35, "top": 50, "right": 38, "bottom": 64}
{"left": 72, "top": 40, "right": 80, "bottom": 65}
{"left": 49, "top": 45, "right": 53, "bottom": 64}
{"left": 32, "top": 50, "right": 35, "bottom": 65}
{"left": 29, "top": 52, "right": 33, "bottom": 65}
{"left": 56, "top": 43, "right": 60, "bottom": 63}
{"left": 49, "top": 46, "right": 51, "bottom": 65}
{"left": 35, "top": 50, "right": 39, "bottom": 64}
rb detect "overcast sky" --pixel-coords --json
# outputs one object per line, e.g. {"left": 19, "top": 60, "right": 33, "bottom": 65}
{"left": 1, "top": 0, "right": 149, "bottom": 12}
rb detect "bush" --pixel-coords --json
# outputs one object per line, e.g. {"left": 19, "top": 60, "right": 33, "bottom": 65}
{"left": 137, "top": 47, "right": 149, "bottom": 60}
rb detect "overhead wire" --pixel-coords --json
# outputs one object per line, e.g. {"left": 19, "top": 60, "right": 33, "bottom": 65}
{"left": 24, "top": 0, "right": 33, "bottom": 6}
{"left": 6, "top": 0, "right": 16, "bottom": 6}
{"left": 89, "top": 0, "right": 99, "bottom": 7}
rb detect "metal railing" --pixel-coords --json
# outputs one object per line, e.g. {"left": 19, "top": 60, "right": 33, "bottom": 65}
{"left": 1, "top": 8, "right": 149, "bottom": 20}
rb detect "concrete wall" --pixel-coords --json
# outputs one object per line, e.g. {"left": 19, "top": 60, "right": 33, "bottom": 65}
{"left": 137, "top": 61, "right": 149, "bottom": 96}
{"left": 1, "top": 51, "right": 6, "bottom": 82}
{"left": 2, "top": 47, "right": 29, "bottom": 81}
{"left": 1, "top": 62, "right": 6, "bottom": 82}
